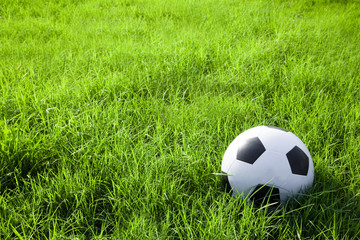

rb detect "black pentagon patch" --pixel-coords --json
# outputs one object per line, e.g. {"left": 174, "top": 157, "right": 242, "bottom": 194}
{"left": 266, "top": 126, "right": 288, "bottom": 132}
{"left": 220, "top": 171, "right": 232, "bottom": 193}
{"left": 236, "top": 137, "right": 266, "bottom": 164}
{"left": 250, "top": 184, "right": 280, "bottom": 206}
{"left": 286, "top": 146, "right": 309, "bottom": 176}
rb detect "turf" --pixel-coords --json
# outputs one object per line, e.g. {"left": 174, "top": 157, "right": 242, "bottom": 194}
{"left": 1, "top": 0, "right": 360, "bottom": 239}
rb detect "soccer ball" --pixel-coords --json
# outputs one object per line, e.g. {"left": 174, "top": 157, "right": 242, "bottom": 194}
{"left": 221, "top": 126, "right": 314, "bottom": 205}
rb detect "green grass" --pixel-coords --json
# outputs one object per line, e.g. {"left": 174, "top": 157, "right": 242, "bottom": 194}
{"left": 1, "top": 0, "right": 360, "bottom": 238}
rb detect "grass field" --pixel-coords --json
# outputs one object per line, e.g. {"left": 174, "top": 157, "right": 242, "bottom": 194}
{"left": 1, "top": 0, "right": 360, "bottom": 239}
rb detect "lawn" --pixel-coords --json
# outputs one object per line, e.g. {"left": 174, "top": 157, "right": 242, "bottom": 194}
{"left": 1, "top": 0, "right": 360, "bottom": 239}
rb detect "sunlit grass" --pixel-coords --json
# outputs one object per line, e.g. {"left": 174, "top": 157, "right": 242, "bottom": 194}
{"left": 1, "top": 0, "right": 360, "bottom": 239}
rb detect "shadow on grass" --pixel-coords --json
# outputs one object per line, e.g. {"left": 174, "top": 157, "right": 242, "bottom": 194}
{"left": 217, "top": 163, "right": 360, "bottom": 239}
{"left": 0, "top": 134, "right": 59, "bottom": 193}
{"left": 269, "top": 166, "right": 360, "bottom": 239}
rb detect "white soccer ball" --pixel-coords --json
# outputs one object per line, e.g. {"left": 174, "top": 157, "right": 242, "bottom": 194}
{"left": 221, "top": 126, "right": 314, "bottom": 205}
